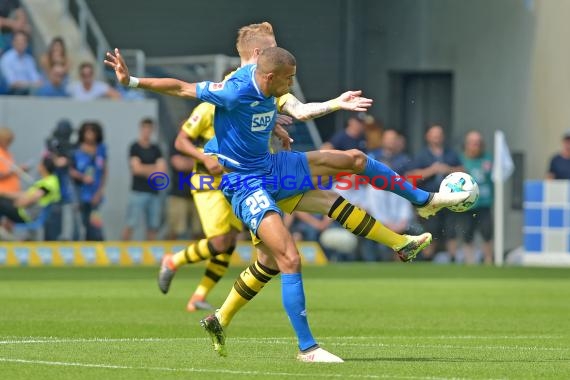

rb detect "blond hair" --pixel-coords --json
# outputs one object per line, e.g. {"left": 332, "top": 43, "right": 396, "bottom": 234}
{"left": 236, "top": 22, "right": 275, "bottom": 60}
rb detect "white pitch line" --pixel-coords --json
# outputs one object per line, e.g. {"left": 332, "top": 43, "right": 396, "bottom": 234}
{"left": 0, "top": 337, "right": 567, "bottom": 353}
{"left": 0, "top": 335, "right": 562, "bottom": 343}
{"left": 0, "top": 337, "right": 178, "bottom": 345}
{"left": 327, "top": 335, "right": 564, "bottom": 340}
{"left": 0, "top": 357, "right": 480, "bottom": 380}
{"left": 326, "top": 342, "right": 570, "bottom": 352}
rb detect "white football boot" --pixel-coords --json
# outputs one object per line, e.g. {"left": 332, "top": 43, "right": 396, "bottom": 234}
{"left": 297, "top": 347, "right": 344, "bottom": 363}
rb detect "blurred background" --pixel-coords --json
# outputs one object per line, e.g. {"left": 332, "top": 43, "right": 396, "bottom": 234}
{"left": 0, "top": 0, "right": 567, "bottom": 266}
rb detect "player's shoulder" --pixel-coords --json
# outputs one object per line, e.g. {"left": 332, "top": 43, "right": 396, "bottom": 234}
{"left": 226, "top": 65, "right": 256, "bottom": 88}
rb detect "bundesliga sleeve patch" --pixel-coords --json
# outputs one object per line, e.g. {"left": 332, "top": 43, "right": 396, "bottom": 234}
{"left": 209, "top": 82, "right": 226, "bottom": 91}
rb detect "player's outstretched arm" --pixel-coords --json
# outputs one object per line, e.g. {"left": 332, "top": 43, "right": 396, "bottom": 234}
{"left": 280, "top": 91, "right": 373, "bottom": 121}
{"left": 104, "top": 48, "right": 197, "bottom": 99}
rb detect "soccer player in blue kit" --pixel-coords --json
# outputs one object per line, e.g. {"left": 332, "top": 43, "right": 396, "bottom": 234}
{"left": 105, "top": 46, "right": 469, "bottom": 362}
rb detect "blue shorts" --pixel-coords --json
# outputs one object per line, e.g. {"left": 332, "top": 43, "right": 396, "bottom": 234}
{"left": 220, "top": 151, "right": 311, "bottom": 235}
{"left": 125, "top": 191, "right": 162, "bottom": 230}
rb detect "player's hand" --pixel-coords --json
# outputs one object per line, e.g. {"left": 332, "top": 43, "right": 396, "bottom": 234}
{"left": 203, "top": 156, "right": 223, "bottom": 175}
{"left": 273, "top": 123, "right": 294, "bottom": 151}
{"left": 104, "top": 48, "right": 130, "bottom": 86}
{"left": 276, "top": 114, "right": 293, "bottom": 126}
{"left": 337, "top": 90, "right": 373, "bottom": 112}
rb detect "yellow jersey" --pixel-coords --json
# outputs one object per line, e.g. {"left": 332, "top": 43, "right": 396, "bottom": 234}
{"left": 180, "top": 102, "right": 220, "bottom": 192}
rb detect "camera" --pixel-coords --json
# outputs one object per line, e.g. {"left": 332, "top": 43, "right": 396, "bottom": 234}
{"left": 46, "top": 119, "right": 74, "bottom": 159}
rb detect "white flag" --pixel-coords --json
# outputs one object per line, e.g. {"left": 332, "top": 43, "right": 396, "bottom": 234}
{"left": 492, "top": 130, "right": 514, "bottom": 183}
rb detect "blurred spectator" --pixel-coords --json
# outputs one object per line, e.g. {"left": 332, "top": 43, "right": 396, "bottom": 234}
{"left": 407, "top": 124, "right": 463, "bottom": 261}
{"left": 39, "top": 36, "right": 70, "bottom": 79}
{"left": 122, "top": 118, "right": 166, "bottom": 241}
{"left": 116, "top": 81, "right": 145, "bottom": 100}
{"left": 34, "top": 63, "right": 68, "bottom": 97}
{"left": 546, "top": 130, "right": 570, "bottom": 180}
{"left": 43, "top": 120, "right": 76, "bottom": 241}
{"left": 368, "top": 129, "right": 412, "bottom": 175}
{"left": 283, "top": 211, "right": 358, "bottom": 260}
{"left": 0, "top": 156, "right": 60, "bottom": 224}
{"left": 357, "top": 131, "right": 416, "bottom": 261}
{"left": 0, "top": 31, "right": 41, "bottom": 95}
{"left": 364, "top": 118, "right": 383, "bottom": 152}
{"left": 321, "top": 113, "right": 367, "bottom": 151}
{"left": 67, "top": 62, "right": 120, "bottom": 100}
{"left": 365, "top": 188, "right": 416, "bottom": 261}
{"left": 459, "top": 130, "right": 494, "bottom": 264}
{"left": 165, "top": 135, "right": 198, "bottom": 240}
{"left": 0, "top": 126, "right": 21, "bottom": 193}
{"left": 69, "top": 122, "right": 106, "bottom": 241}
{"left": 284, "top": 212, "right": 332, "bottom": 242}
{"left": 0, "top": 0, "right": 30, "bottom": 53}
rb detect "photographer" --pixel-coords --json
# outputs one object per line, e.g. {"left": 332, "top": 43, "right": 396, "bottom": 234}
{"left": 43, "top": 119, "right": 75, "bottom": 241}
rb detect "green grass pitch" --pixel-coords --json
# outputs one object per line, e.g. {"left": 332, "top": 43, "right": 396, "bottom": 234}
{"left": 1, "top": 264, "right": 569, "bottom": 379}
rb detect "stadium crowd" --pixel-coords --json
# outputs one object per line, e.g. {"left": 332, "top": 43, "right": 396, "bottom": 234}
{"left": 0, "top": 111, "right": 500, "bottom": 265}
{"left": 0, "top": 0, "right": 130, "bottom": 100}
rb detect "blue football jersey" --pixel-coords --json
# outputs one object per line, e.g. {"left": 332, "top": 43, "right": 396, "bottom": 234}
{"left": 197, "top": 64, "right": 277, "bottom": 172}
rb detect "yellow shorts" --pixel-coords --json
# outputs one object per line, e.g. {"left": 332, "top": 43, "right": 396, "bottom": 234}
{"left": 193, "top": 190, "right": 242, "bottom": 238}
{"left": 250, "top": 193, "right": 304, "bottom": 246}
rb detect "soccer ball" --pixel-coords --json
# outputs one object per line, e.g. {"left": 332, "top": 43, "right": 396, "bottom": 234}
{"left": 439, "top": 172, "right": 479, "bottom": 212}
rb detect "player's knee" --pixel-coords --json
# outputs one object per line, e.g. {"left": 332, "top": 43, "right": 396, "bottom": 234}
{"left": 276, "top": 250, "right": 301, "bottom": 272}
{"left": 209, "top": 234, "right": 235, "bottom": 254}
{"left": 347, "top": 149, "right": 367, "bottom": 172}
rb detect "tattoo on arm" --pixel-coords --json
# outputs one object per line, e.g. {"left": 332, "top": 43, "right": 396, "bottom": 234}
{"left": 281, "top": 95, "right": 338, "bottom": 121}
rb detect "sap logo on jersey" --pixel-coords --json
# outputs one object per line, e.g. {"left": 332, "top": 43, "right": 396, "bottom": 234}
{"left": 251, "top": 110, "right": 275, "bottom": 132}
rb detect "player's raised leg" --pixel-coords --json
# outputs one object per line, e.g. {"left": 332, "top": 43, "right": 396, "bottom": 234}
{"left": 296, "top": 190, "right": 432, "bottom": 261}
{"left": 306, "top": 149, "right": 469, "bottom": 218}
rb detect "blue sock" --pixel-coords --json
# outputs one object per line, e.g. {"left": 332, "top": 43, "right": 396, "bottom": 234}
{"left": 281, "top": 273, "right": 317, "bottom": 351}
{"left": 361, "top": 156, "right": 430, "bottom": 205}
